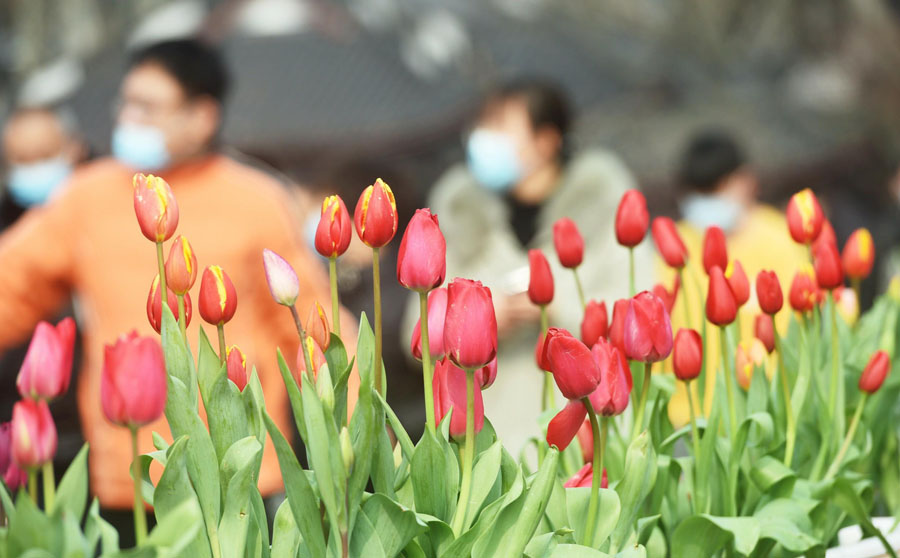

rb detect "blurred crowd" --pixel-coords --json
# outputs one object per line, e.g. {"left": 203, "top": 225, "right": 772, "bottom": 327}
{"left": 3, "top": 0, "right": 900, "bottom": 539}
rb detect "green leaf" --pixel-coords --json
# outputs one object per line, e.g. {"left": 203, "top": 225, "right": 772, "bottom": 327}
{"left": 153, "top": 436, "right": 212, "bottom": 558}
{"left": 349, "top": 510, "right": 386, "bottom": 558}
{"left": 565, "top": 487, "right": 621, "bottom": 549}
{"left": 197, "top": 327, "right": 222, "bottom": 407}
{"left": 753, "top": 499, "right": 822, "bottom": 554}
{"left": 748, "top": 455, "right": 795, "bottom": 498}
{"left": 348, "top": 379, "right": 379, "bottom": 523}
{"left": 243, "top": 369, "right": 267, "bottom": 449}
{"left": 671, "top": 515, "right": 759, "bottom": 558}
{"left": 464, "top": 442, "right": 503, "bottom": 528}
{"left": 276, "top": 348, "right": 307, "bottom": 444}
{"left": 147, "top": 498, "right": 204, "bottom": 557}
{"left": 208, "top": 368, "right": 251, "bottom": 465}
{"left": 249, "top": 485, "right": 270, "bottom": 558}
{"left": 270, "top": 499, "right": 300, "bottom": 558}
{"left": 356, "top": 313, "right": 375, "bottom": 389}
{"left": 609, "top": 432, "right": 657, "bottom": 553}
{"left": 8, "top": 491, "right": 61, "bottom": 555}
{"left": 85, "top": 498, "right": 119, "bottom": 556}
{"left": 375, "top": 391, "right": 415, "bottom": 463}
{"left": 501, "top": 448, "right": 560, "bottom": 558}
{"left": 362, "top": 493, "right": 428, "bottom": 557}
{"left": 300, "top": 372, "right": 346, "bottom": 532}
{"left": 411, "top": 428, "right": 459, "bottom": 522}
{"left": 51, "top": 443, "right": 89, "bottom": 519}
{"left": 160, "top": 303, "right": 198, "bottom": 411}
{"left": 823, "top": 478, "right": 898, "bottom": 558}
{"left": 524, "top": 529, "right": 573, "bottom": 558}
{"left": 549, "top": 544, "right": 609, "bottom": 557}
{"left": 218, "top": 437, "right": 263, "bottom": 558}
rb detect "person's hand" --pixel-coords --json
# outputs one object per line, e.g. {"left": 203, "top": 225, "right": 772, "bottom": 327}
{"left": 494, "top": 292, "right": 541, "bottom": 338}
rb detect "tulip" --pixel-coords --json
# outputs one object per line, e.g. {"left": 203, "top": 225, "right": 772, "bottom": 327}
{"left": 843, "top": 228, "right": 875, "bottom": 280}
{"left": 834, "top": 287, "right": 859, "bottom": 325}
{"left": 475, "top": 358, "right": 498, "bottom": 390}
{"left": 164, "top": 235, "right": 197, "bottom": 295}
{"left": 814, "top": 241, "right": 843, "bottom": 290}
{"left": 11, "top": 399, "right": 57, "bottom": 469}
{"left": 146, "top": 275, "right": 192, "bottom": 334}
{"left": 527, "top": 249, "right": 554, "bottom": 306}
{"left": 444, "top": 278, "right": 498, "bottom": 370}
{"left": 608, "top": 299, "right": 628, "bottom": 355}
{"left": 735, "top": 339, "right": 767, "bottom": 391}
{"left": 16, "top": 317, "right": 75, "bottom": 401}
{"left": 432, "top": 358, "right": 483, "bottom": 439}
{"left": 789, "top": 267, "right": 818, "bottom": 313}
{"left": 101, "top": 332, "right": 167, "bottom": 427}
{"left": 706, "top": 266, "right": 737, "bottom": 326}
{"left": 651, "top": 217, "right": 688, "bottom": 269}
{"left": 411, "top": 287, "right": 448, "bottom": 361}
{"left": 226, "top": 345, "right": 248, "bottom": 391}
{"left": 294, "top": 335, "right": 327, "bottom": 384}
{"left": 755, "top": 270, "right": 783, "bottom": 315}
{"left": 542, "top": 328, "right": 602, "bottom": 400}
{"left": 702, "top": 226, "right": 728, "bottom": 276}
{"left": 576, "top": 419, "right": 593, "bottom": 463}
{"left": 306, "top": 301, "right": 330, "bottom": 351}
{"left": 588, "top": 339, "right": 632, "bottom": 416}
{"left": 0, "top": 423, "right": 27, "bottom": 490}
{"left": 581, "top": 299, "right": 608, "bottom": 348}
{"left": 564, "top": 463, "right": 608, "bottom": 489}
{"left": 754, "top": 314, "right": 775, "bottom": 354}
{"left": 814, "top": 220, "right": 838, "bottom": 251}
{"left": 673, "top": 328, "right": 703, "bottom": 381}
{"left": 786, "top": 188, "right": 824, "bottom": 245}
{"left": 314, "top": 195, "right": 353, "bottom": 258}
{"left": 553, "top": 217, "right": 584, "bottom": 268}
{"left": 615, "top": 189, "right": 649, "bottom": 247}
{"left": 725, "top": 260, "right": 750, "bottom": 307}
{"left": 354, "top": 178, "right": 398, "bottom": 248}
{"left": 262, "top": 249, "right": 299, "bottom": 307}
{"left": 199, "top": 265, "right": 238, "bottom": 327}
{"left": 535, "top": 332, "right": 549, "bottom": 371}
{"left": 132, "top": 173, "right": 178, "bottom": 243}
{"left": 397, "top": 208, "right": 446, "bottom": 292}
{"left": 859, "top": 350, "right": 890, "bottom": 394}
{"left": 652, "top": 280, "right": 678, "bottom": 315}
{"left": 547, "top": 400, "right": 587, "bottom": 451}
{"left": 623, "top": 291, "right": 673, "bottom": 363}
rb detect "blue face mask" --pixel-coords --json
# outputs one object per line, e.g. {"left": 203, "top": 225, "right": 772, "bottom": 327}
{"left": 466, "top": 129, "right": 521, "bottom": 192}
{"left": 7, "top": 156, "right": 72, "bottom": 207}
{"left": 112, "top": 123, "right": 171, "bottom": 171}
{"left": 681, "top": 193, "right": 744, "bottom": 234}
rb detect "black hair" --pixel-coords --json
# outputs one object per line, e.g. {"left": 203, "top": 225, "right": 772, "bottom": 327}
{"left": 678, "top": 130, "right": 746, "bottom": 193}
{"left": 129, "top": 39, "right": 229, "bottom": 104}
{"left": 484, "top": 79, "right": 572, "bottom": 160}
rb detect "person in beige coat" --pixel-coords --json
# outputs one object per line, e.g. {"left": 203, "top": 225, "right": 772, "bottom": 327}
{"left": 418, "top": 80, "right": 653, "bottom": 458}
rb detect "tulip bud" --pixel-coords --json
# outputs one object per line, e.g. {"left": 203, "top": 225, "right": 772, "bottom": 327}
{"left": 411, "top": 287, "right": 448, "bottom": 360}
{"left": 834, "top": 287, "right": 859, "bottom": 325}
{"left": 527, "top": 249, "right": 554, "bottom": 306}
{"left": 609, "top": 299, "right": 629, "bottom": 355}
{"left": 542, "top": 328, "right": 602, "bottom": 400}
{"left": 397, "top": 208, "right": 446, "bottom": 291}
{"left": 735, "top": 339, "right": 767, "bottom": 390}
{"left": 576, "top": 419, "right": 593, "bottom": 463}
{"left": 789, "top": 267, "right": 818, "bottom": 313}
{"left": 0, "top": 423, "right": 27, "bottom": 489}
{"left": 786, "top": 188, "right": 824, "bottom": 245}
{"left": 547, "top": 399, "right": 587, "bottom": 451}
{"left": 814, "top": 240, "right": 843, "bottom": 291}
{"left": 702, "top": 226, "right": 728, "bottom": 276}
{"left": 354, "top": 178, "right": 398, "bottom": 248}
{"left": 673, "top": 328, "right": 703, "bottom": 381}
{"left": 11, "top": 399, "right": 57, "bottom": 469}
{"left": 226, "top": 345, "right": 248, "bottom": 391}
{"left": 132, "top": 173, "right": 179, "bottom": 243}
{"left": 651, "top": 217, "right": 688, "bottom": 269}
{"left": 624, "top": 291, "right": 673, "bottom": 363}
{"left": 306, "top": 301, "right": 330, "bottom": 351}
{"left": 615, "top": 189, "right": 649, "bottom": 247}
{"left": 706, "top": 266, "right": 737, "bottom": 326}
{"left": 755, "top": 270, "right": 783, "bottom": 315}
{"left": 199, "top": 265, "right": 238, "bottom": 325}
{"left": 588, "top": 339, "right": 632, "bottom": 416}
{"left": 725, "top": 260, "right": 750, "bottom": 307}
{"left": 814, "top": 220, "right": 838, "bottom": 252}
{"left": 564, "top": 463, "right": 608, "bottom": 489}
{"left": 433, "top": 358, "right": 484, "bottom": 439}
{"left": 165, "top": 235, "right": 197, "bottom": 295}
{"left": 754, "top": 314, "right": 775, "bottom": 354}
{"left": 294, "top": 336, "right": 327, "bottom": 384}
{"left": 843, "top": 228, "right": 875, "bottom": 280}
{"left": 315, "top": 195, "right": 352, "bottom": 258}
{"left": 553, "top": 217, "right": 584, "bottom": 268}
{"left": 16, "top": 317, "right": 76, "bottom": 401}
{"left": 535, "top": 332, "right": 549, "bottom": 371}
{"left": 262, "top": 249, "right": 299, "bottom": 307}
{"left": 652, "top": 280, "right": 678, "bottom": 315}
{"left": 147, "top": 275, "right": 192, "bottom": 333}
{"left": 475, "top": 358, "right": 498, "bottom": 390}
{"left": 340, "top": 426, "right": 354, "bottom": 473}
{"left": 859, "top": 350, "right": 890, "bottom": 394}
{"left": 102, "top": 332, "right": 167, "bottom": 427}
{"left": 581, "top": 299, "right": 608, "bottom": 348}
{"left": 444, "top": 278, "right": 498, "bottom": 370}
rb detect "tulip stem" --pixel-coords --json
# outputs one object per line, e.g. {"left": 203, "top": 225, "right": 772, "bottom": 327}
{"left": 41, "top": 461, "right": 55, "bottom": 511}
{"left": 677, "top": 268, "right": 692, "bottom": 330}
{"left": 216, "top": 323, "right": 226, "bottom": 365}
{"left": 372, "top": 248, "right": 384, "bottom": 396}
{"left": 156, "top": 241, "right": 167, "bottom": 299}
{"left": 176, "top": 294, "right": 187, "bottom": 340}
{"left": 719, "top": 326, "right": 738, "bottom": 436}
{"left": 329, "top": 257, "right": 341, "bottom": 337}
{"left": 130, "top": 427, "right": 148, "bottom": 546}
{"left": 419, "top": 292, "right": 436, "bottom": 435}
{"left": 828, "top": 291, "right": 841, "bottom": 436}
{"left": 851, "top": 278, "right": 861, "bottom": 319}
{"left": 824, "top": 393, "right": 867, "bottom": 480}
{"left": 628, "top": 248, "right": 636, "bottom": 297}
{"left": 774, "top": 327, "right": 796, "bottom": 468}
{"left": 686, "top": 380, "right": 703, "bottom": 513}
{"left": 27, "top": 471, "right": 36, "bottom": 505}
{"left": 451, "top": 370, "right": 476, "bottom": 536}
{"left": 582, "top": 399, "right": 605, "bottom": 548}
{"left": 631, "top": 362, "right": 652, "bottom": 441}
{"left": 290, "top": 305, "right": 316, "bottom": 383}
{"left": 573, "top": 269, "right": 586, "bottom": 310}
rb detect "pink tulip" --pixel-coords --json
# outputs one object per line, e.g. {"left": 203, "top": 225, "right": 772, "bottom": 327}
{"left": 410, "top": 287, "right": 448, "bottom": 361}
{"left": 443, "top": 278, "right": 498, "bottom": 370}
{"left": 101, "top": 332, "right": 167, "bottom": 427}
{"left": 397, "top": 208, "right": 446, "bottom": 292}
{"left": 564, "top": 462, "right": 607, "bottom": 489}
{"left": 16, "top": 317, "right": 76, "bottom": 401}
{"left": 11, "top": 399, "right": 57, "bottom": 469}
{"left": 623, "top": 292, "right": 673, "bottom": 363}
{"left": 588, "top": 339, "right": 632, "bottom": 416}
{"left": 432, "top": 358, "right": 484, "bottom": 439}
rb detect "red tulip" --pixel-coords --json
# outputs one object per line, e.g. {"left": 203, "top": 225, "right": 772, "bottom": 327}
{"left": 11, "top": 399, "right": 57, "bottom": 468}
{"left": 581, "top": 299, "right": 608, "bottom": 348}
{"left": 814, "top": 220, "right": 838, "bottom": 252}
{"left": 576, "top": 419, "right": 593, "bottom": 463}
{"left": 843, "top": 228, "right": 875, "bottom": 280}
{"left": 411, "top": 287, "right": 448, "bottom": 361}
{"left": 315, "top": 195, "right": 352, "bottom": 258}
{"left": 199, "top": 265, "right": 238, "bottom": 325}
{"left": 433, "top": 358, "right": 483, "bottom": 439}
{"left": 16, "top": 317, "right": 75, "bottom": 401}
{"left": 475, "top": 358, "right": 498, "bottom": 390}
{"left": 542, "top": 328, "right": 602, "bottom": 400}
{"left": 615, "top": 189, "right": 649, "bottom": 247}
{"left": 608, "top": 299, "right": 629, "bottom": 355}
{"left": 624, "top": 291, "right": 673, "bottom": 363}
{"left": 814, "top": 240, "right": 843, "bottom": 290}
{"left": 164, "top": 235, "right": 197, "bottom": 295}
{"left": 397, "top": 208, "right": 446, "bottom": 291}
{"left": 588, "top": 338, "right": 632, "bottom": 416}
{"left": 443, "top": 278, "right": 498, "bottom": 370}
{"left": 786, "top": 188, "right": 824, "bottom": 245}
{"left": 146, "top": 275, "right": 192, "bottom": 334}
{"left": 673, "top": 328, "right": 702, "bottom": 381}
{"left": 0, "top": 423, "right": 27, "bottom": 489}
{"left": 306, "top": 301, "right": 331, "bottom": 351}
{"left": 547, "top": 399, "right": 586, "bottom": 451}
{"left": 859, "top": 350, "right": 890, "bottom": 394}
{"left": 354, "top": 178, "right": 398, "bottom": 248}
{"left": 725, "top": 260, "right": 750, "bottom": 307}
{"left": 226, "top": 345, "right": 248, "bottom": 391}
{"left": 789, "top": 267, "right": 818, "bottom": 313}
{"left": 652, "top": 279, "right": 678, "bottom": 315}
{"left": 755, "top": 270, "right": 783, "bottom": 315}
{"left": 101, "top": 332, "right": 167, "bottom": 427}
{"left": 754, "top": 314, "right": 775, "bottom": 354}
{"left": 294, "top": 335, "right": 327, "bottom": 383}
{"left": 132, "top": 173, "right": 178, "bottom": 242}
{"left": 735, "top": 339, "right": 767, "bottom": 391}
{"left": 706, "top": 266, "right": 737, "bottom": 326}
{"left": 651, "top": 217, "right": 687, "bottom": 269}
{"left": 702, "top": 226, "right": 728, "bottom": 276}
{"left": 564, "top": 462, "right": 607, "bottom": 489}
{"left": 535, "top": 332, "right": 549, "bottom": 371}
{"left": 527, "top": 249, "right": 554, "bottom": 306}
{"left": 553, "top": 217, "right": 584, "bottom": 268}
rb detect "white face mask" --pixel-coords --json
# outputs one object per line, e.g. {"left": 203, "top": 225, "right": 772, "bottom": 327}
{"left": 466, "top": 128, "right": 522, "bottom": 192}
{"left": 681, "top": 193, "right": 744, "bottom": 234}
{"left": 7, "top": 156, "right": 72, "bottom": 207}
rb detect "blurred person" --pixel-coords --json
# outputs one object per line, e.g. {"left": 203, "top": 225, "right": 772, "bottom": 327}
{"left": 426, "top": 79, "right": 652, "bottom": 455}
{"left": 0, "top": 39, "right": 355, "bottom": 537}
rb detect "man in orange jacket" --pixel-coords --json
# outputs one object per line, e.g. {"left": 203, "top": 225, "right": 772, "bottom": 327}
{"left": 0, "top": 39, "right": 356, "bottom": 515}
